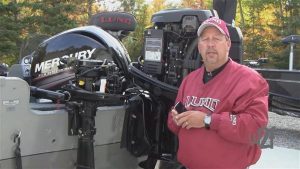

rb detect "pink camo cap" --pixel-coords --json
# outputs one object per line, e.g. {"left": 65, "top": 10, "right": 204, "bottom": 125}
{"left": 197, "top": 17, "right": 230, "bottom": 38}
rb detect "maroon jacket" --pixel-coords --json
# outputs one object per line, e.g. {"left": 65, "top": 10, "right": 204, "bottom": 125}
{"left": 168, "top": 59, "right": 269, "bottom": 169}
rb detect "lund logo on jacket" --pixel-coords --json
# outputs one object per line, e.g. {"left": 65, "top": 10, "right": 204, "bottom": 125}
{"left": 185, "top": 96, "right": 220, "bottom": 112}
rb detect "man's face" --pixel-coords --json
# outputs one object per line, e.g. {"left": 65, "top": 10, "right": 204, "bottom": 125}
{"left": 198, "top": 26, "right": 231, "bottom": 70}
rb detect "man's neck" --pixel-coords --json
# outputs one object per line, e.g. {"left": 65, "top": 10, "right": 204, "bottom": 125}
{"left": 203, "top": 58, "right": 230, "bottom": 83}
{"left": 205, "top": 58, "right": 229, "bottom": 72}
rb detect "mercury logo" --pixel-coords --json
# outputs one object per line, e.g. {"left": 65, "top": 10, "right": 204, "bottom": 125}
{"left": 34, "top": 48, "right": 96, "bottom": 73}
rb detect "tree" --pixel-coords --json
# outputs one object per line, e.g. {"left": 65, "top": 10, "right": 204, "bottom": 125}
{"left": 268, "top": 0, "right": 300, "bottom": 69}
{"left": 24, "top": 0, "right": 78, "bottom": 35}
{"left": 0, "top": 1, "right": 23, "bottom": 64}
{"left": 240, "top": 0, "right": 268, "bottom": 59}
{"left": 71, "top": 0, "right": 102, "bottom": 26}
{"left": 234, "top": 0, "right": 300, "bottom": 69}
{"left": 147, "top": 0, "right": 168, "bottom": 16}
{"left": 0, "top": 0, "right": 99, "bottom": 65}
{"left": 119, "top": 0, "right": 151, "bottom": 60}
{"left": 237, "top": 0, "right": 245, "bottom": 29}
{"left": 120, "top": 0, "right": 135, "bottom": 12}
{"left": 181, "top": 0, "right": 209, "bottom": 9}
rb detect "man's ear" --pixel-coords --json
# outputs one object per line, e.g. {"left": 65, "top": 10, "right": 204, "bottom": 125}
{"left": 227, "top": 39, "right": 231, "bottom": 51}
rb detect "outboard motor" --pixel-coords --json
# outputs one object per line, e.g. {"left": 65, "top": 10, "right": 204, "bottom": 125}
{"left": 131, "top": 9, "right": 243, "bottom": 91}
{"left": 0, "top": 63, "right": 9, "bottom": 76}
{"left": 28, "top": 12, "right": 137, "bottom": 92}
{"left": 27, "top": 12, "right": 138, "bottom": 169}
{"left": 29, "top": 25, "right": 132, "bottom": 91}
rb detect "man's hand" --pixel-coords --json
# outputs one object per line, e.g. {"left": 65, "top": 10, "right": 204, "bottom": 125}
{"left": 171, "top": 109, "right": 206, "bottom": 129}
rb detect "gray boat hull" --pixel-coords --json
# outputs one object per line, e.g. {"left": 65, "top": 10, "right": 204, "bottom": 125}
{"left": 0, "top": 76, "right": 140, "bottom": 169}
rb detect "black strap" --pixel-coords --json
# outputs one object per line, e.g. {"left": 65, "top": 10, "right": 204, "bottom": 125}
{"left": 14, "top": 132, "right": 23, "bottom": 169}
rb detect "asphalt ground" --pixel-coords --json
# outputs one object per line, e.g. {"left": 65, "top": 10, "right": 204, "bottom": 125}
{"left": 250, "top": 112, "right": 300, "bottom": 169}
{"left": 267, "top": 111, "right": 300, "bottom": 150}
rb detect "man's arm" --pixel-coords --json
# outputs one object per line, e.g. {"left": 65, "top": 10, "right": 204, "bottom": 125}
{"left": 210, "top": 79, "right": 269, "bottom": 145}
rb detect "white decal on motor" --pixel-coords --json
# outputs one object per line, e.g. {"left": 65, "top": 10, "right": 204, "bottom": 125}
{"left": 35, "top": 48, "right": 96, "bottom": 73}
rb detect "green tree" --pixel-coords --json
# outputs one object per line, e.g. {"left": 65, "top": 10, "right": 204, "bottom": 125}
{"left": 181, "top": 0, "right": 212, "bottom": 9}
{"left": 268, "top": 0, "right": 300, "bottom": 69}
{"left": 0, "top": 1, "right": 23, "bottom": 64}
{"left": 120, "top": 0, "right": 135, "bottom": 11}
{"left": 0, "top": 0, "right": 93, "bottom": 65}
{"left": 75, "top": 0, "right": 103, "bottom": 25}
{"left": 241, "top": 0, "right": 272, "bottom": 60}
{"left": 23, "top": 0, "right": 78, "bottom": 35}
{"left": 234, "top": 0, "right": 299, "bottom": 69}
{"left": 118, "top": 0, "right": 151, "bottom": 61}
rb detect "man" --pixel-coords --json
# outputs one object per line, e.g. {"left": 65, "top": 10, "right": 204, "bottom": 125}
{"left": 168, "top": 17, "right": 269, "bottom": 169}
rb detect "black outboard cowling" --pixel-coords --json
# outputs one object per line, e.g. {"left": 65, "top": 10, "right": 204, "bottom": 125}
{"left": 151, "top": 8, "right": 217, "bottom": 23}
{"left": 0, "top": 63, "right": 9, "bottom": 76}
{"left": 30, "top": 25, "right": 131, "bottom": 90}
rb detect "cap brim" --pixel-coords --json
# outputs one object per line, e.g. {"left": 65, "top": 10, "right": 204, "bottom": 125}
{"left": 197, "top": 22, "right": 227, "bottom": 37}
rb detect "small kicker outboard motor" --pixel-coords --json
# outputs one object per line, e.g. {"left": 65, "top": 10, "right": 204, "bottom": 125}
{"left": 27, "top": 12, "right": 139, "bottom": 169}
{"left": 29, "top": 12, "right": 137, "bottom": 92}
